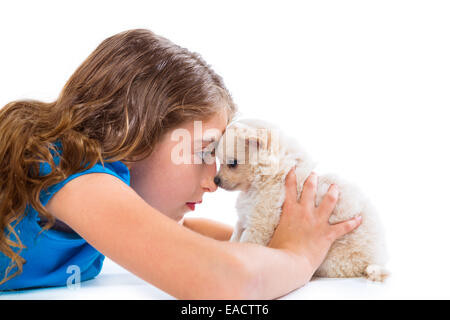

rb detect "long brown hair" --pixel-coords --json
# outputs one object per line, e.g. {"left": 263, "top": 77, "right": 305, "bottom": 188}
{"left": 0, "top": 28, "right": 237, "bottom": 285}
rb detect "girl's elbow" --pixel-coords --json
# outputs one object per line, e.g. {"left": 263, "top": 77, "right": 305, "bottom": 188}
{"left": 215, "top": 250, "right": 258, "bottom": 300}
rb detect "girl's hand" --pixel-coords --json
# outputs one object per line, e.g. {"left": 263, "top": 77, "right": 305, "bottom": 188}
{"left": 268, "top": 167, "right": 362, "bottom": 271}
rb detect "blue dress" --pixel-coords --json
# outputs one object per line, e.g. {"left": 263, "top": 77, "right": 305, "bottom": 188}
{"left": 0, "top": 141, "right": 130, "bottom": 291}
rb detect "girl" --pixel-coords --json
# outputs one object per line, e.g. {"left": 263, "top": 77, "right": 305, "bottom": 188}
{"left": 0, "top": 29, "right": 362, "bottom": 299}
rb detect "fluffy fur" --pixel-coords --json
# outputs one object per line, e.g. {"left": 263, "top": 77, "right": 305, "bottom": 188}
{"left": 215, "top": 118, "right": 389, "bottom": 282}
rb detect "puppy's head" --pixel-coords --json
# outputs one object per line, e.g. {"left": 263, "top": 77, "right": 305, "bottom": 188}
{"left": 214, "top": 119, "right": 280, "bottom": 192}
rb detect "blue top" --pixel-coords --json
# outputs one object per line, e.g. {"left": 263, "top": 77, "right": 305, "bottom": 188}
{"left": 0, "top": 141, "right": 130, "bottom": 291}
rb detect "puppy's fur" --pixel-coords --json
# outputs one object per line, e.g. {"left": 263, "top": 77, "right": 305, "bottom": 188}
{"left": 215, "top": 118, "right": 389, "bottom": 282}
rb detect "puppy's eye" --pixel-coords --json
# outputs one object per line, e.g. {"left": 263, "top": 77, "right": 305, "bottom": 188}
{"left": 227, "top": 159, "right": 238, "bottom": 168}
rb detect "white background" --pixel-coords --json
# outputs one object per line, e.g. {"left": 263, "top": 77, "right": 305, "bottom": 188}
{"left": 1, "top": 0, "right": 449, "bottom": 299}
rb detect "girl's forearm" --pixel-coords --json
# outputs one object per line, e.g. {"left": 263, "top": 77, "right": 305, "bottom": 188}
{"left": 183, "top": 217, "right": 314, "bottom": 299}
{"left": 182, "top": 217, "right": 234, "bottom": 241}
{"left": 182, "top": 218, "right": 315, "bottom": 299}
{"left": 223, "top": 241, "right": 315, "bottom": 299}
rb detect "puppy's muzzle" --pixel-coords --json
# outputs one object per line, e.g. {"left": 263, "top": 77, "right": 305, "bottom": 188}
{"left": 213, "top": 176, "right": 221, "bottom": 186}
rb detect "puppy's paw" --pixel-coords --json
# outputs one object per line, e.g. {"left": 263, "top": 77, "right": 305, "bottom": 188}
{"left": 364, "top": 264, "right": 390, "bottom": 282}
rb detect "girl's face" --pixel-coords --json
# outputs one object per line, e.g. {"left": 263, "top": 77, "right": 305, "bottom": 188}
{"left": 128, "top": 108, "right": 228, "bottom": 222}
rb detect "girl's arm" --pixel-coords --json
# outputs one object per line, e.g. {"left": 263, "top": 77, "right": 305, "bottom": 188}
{"left": 182, "top": 217, "right": 233, "bottom": 241}
{"left": 45, "top": 169, "right": 361, "bottom": 299}
{"left": 46, "top": 172, "right": 249, "bottom": 299}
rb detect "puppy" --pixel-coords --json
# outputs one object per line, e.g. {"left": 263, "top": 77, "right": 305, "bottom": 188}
{"left": 214, "top": 118, "right": 389, "bottom": 282}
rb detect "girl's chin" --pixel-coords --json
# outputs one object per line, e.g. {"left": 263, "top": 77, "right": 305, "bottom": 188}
{"left": 176, "top": 206, "right": 189, "bottom": 222}
{"left": 165, "top": 205, "right": 189, "bottom": 219}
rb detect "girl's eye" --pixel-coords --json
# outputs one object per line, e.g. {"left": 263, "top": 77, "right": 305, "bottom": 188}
{"left": 197, "top": 150, "right": 215, "bottom": 163}
{"left": 227, "top": 159, "right": 238, "bottom": 168}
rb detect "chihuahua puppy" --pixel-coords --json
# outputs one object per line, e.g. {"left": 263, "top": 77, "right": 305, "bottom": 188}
{"left": 214, "top": 118, "right": 389, "bottom": 282}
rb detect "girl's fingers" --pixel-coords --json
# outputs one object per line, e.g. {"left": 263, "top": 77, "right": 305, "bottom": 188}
{"left": 329, "top": 215, "right": 362, "bottom": 241}
{"left": 318, "top": 184, "right": 339, "bottom": 218}
{"left": 284, "top": 167, "right": 298, "bottom": 204}
{"left": 299, "top": 172, "right": 318, "bottom": 209}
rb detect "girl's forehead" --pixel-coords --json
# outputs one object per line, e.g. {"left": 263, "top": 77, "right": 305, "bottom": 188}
{"left": 166, "top": 109, "right": 228, "bottom": 145}
{"left": 195, "top": 113, "right": 228, "bottom": 144}
{"left": 205, "top": 109, "right": 229, "bottom": 130}
{"left": 187, "top": 108, "right": 229, "bottom": 133}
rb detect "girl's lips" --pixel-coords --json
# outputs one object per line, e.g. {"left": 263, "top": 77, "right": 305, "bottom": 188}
{"left": 186, "top": 201, "right": 202, "bottom": 211}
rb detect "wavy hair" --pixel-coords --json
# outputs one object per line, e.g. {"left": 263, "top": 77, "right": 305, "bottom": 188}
{"left": 0, "top": 28, "right": 237, "bottom": 285}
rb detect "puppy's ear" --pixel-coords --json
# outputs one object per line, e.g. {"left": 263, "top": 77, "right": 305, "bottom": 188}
{"left": 244, "top": 128, "right": 268, "bottom": 150}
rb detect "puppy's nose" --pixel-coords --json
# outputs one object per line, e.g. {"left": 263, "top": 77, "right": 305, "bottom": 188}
{"left": 213, "top": 176, "right": 221, "bottom": 186}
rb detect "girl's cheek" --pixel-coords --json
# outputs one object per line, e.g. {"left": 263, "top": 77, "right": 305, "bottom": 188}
{"left": 180, "top": 163, "right": 201, "bottom": 185}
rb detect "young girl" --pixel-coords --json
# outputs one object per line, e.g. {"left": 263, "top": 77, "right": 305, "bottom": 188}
{"left": 0, "top": 28, "right": 362, "bottom": 299}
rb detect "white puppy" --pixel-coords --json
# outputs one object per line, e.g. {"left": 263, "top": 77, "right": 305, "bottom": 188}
{"left": 214, "top": 118, "right": 389, "bottom": 282}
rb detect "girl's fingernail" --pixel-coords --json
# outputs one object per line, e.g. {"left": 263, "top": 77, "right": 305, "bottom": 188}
{"left": 356, "top": 215, "right": 362, "bottom": 221}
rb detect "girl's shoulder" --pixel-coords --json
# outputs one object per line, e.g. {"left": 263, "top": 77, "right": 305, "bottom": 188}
{"left": 38, "top": 140, "right": 131, "bottom": 208}
{"left": 0, "top": 141, "right": 131, "bottom": 291}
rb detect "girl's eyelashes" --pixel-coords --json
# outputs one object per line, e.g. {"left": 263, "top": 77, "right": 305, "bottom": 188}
{"left": 195, "top": 149, "right": 216, "bottom": 164}
{"left": 194, "top": 141, "right": 217, "bottom": 164}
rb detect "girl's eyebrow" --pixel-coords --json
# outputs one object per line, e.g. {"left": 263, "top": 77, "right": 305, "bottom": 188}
{"left": 194, "top": 138, "right": 218, "bottom": 151}
{"left": 194, "top": 137, "right": 217, "bottom": 144}
{"left": 203, "top": 138, "right": 216, "bottom": 144}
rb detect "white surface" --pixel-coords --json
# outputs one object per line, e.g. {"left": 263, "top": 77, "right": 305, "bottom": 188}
{"left": 1, "top": 0, "right": 450, "bottom": 299}
{"left": 0, "top": 256, "right": 433, "bottom": 300}
{"left": 0, "top": 257, "right": 175, "bottom": 300}
{"left": 0, "top": 256, "right": 396, "bottom": 300}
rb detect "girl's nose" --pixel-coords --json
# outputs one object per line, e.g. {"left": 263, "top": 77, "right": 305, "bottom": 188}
{"left": 202, "top": 176, "right": 218, "bottom": 192}
{"left": 201, "top": 161, "right": 218, "bottom": 192}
